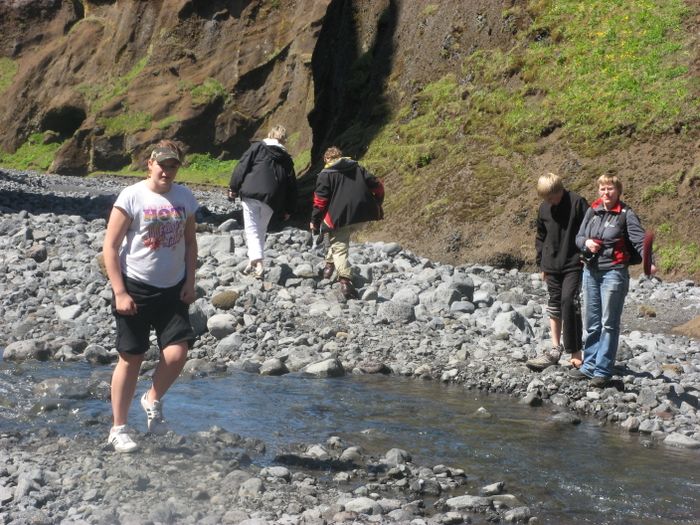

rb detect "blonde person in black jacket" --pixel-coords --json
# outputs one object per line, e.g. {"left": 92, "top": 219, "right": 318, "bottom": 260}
{"left": 310, "top": 147, "right": 384, "bottom": 299}
{"left": 228, "top": 125, "right": 297, "bottom": 279}
{"left": 527, "top": 173, "right": 588, "bottom": 372}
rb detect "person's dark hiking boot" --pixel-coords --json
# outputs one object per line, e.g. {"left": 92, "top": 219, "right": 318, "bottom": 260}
{"left": 322, "top": 262, "right": 335, "bottom": 280}
{"left": 567, "top": 368, "right": 591, "bottom": 381}
{"left": 590, "top": 376, "right": 612, "bottom": 388}
{"left": 339, "top": 277, "right": 358, "bottom": 299}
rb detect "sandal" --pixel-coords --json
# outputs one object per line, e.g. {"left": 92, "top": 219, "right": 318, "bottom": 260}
{"left": 569, "top": 352, "right": 583, "bottom": 369}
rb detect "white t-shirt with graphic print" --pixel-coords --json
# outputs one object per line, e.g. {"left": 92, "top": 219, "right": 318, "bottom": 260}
{"left": 114, "top": 180, "right": 199, "bottom": 288}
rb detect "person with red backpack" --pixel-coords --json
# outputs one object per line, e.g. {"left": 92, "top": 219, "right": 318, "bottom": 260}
{"left": 310, "top": 147, "right": 384, "bottom": 299}
{"left": 570, "top": 174, "right": 655, "bottom": 388}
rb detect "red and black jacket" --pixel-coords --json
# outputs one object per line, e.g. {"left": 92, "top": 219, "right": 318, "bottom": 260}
{"left": 575, "top": 198, "right": 646, "bottom": 270}
{"left": 311, "top": 158, "right": 384, "bottom": 231}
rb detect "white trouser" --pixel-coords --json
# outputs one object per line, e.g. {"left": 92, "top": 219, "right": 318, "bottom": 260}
{"left": 241, "top": 198, "right": 274, "bottom": 262}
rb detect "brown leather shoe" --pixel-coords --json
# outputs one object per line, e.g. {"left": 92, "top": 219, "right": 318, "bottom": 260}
{"left": 339, "top": 277, "right": 358, "bottom": 299}
{"left": 322, "top": 262, "right": 335, "bottom": 280}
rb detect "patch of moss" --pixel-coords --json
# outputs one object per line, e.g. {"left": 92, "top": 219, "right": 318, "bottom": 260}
{"left": 98, "top": 111, "right": 152, "bottom": 136}
{"left": 422, "top": 4, "right": 439, "bottom": 17}
{"left": 188, "top": 78, "right": 227, "bottom": 106}
{"left": 78, "top": 54, "right": 150, "bottom": 112}
{"left": 657, "top": 242, "right": 700, "bottom": 274}
{"left": 0, "top": 133, "right": 64, "bottom": 171}
{"left": 0, "top": 57, "right": 18, "bottom": 95}
{"left": 156, "top": 115, "right": 181, "bottom": 130}
{"left": 293, "top": 149, "right": 311, "bottom": 174}
{"left": 180, "top": 153, "right": 237, "bottom": 186}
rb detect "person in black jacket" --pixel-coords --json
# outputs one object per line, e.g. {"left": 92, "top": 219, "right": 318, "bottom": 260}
{"left": 526, "top": 173, "right": 588, "bottom": 371}
{"left": 228, "top": 125, "right": 297, "bottom": 279}
{"left": 310, "top": 147, "right": 384, "bottom": 299}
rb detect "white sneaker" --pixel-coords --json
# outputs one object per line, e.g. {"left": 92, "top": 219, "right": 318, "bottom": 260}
{"left": 140, "top": 392, "right": 170, "bottom": 435}
{"left": 242, "top": 263, "right": 254, "bottom": 275}
{"left": 108, "top": 425, "right": 138, "bottom": 453}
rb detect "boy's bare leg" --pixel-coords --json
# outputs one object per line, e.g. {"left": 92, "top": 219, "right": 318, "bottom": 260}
{"left": 147, "top": 342, "right": 188, "bottom": 402}
{"left": 549, "top": 317, "right": 562, "bottom": 349}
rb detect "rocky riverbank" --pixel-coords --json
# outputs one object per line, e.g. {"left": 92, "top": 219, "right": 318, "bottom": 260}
{"left": 1, "top": 168, "right": 699, "bottom": 524}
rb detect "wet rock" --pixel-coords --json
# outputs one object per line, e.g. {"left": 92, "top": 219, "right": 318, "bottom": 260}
{"left": 664, "top": 433, "right": 700, "bottom": 449}
{"left": 4, "top": 340, "right": 50, "bottom": 361}
{"left": 304, "top": 357, "right": 344, "bottom": 378}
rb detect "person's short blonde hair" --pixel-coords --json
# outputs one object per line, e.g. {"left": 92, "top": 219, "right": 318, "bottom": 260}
{"left": 597, "top": 173, "right": 623, "bottom": 194}
{"left": 536, "top": 172, "right": 564, "bottom": 198}
{"left": 267, "top": 125, "right": 287, "bottom": 143}
{"left": 323, "top": 146, "right": 343, "bottom": 164}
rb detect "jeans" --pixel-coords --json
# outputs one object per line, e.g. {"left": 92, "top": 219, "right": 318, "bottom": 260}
{"left": 241, "top": 198, "right": 274, "bottom": 262}
{"left": 580, "top": 266, "right": 629, "bottom": 378}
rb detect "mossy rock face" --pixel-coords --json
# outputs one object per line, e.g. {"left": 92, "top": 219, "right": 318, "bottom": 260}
{"left": 211, "top": 290, "right": 240, "bottom": 310}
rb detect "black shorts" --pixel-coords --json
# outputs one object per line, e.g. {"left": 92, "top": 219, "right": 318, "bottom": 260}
{"left": 112, "top": 276, "right": 195, "bottom": 355}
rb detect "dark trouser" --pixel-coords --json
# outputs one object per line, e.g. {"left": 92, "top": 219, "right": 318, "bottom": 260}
{"left": 545, "top": 271, "right": 582, "bottom": 353}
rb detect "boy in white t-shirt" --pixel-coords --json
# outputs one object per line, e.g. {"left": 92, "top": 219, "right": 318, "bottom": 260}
{"left": 102, "top": 140, "right": 198, "bottom": 453}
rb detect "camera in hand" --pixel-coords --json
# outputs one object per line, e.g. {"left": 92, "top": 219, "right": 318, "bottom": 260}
{"left": 581, "top": 249, "right": 598, "bottom": 263}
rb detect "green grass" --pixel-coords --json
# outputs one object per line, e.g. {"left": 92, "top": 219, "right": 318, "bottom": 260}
{"left": 642, "top": 180, "right": 676, "bottom": 203}
{"left": 188, "top": 78, "right": 227, "bottom": 106}
{"left": 0, "top": 133, "right": 64, "bottom": 171}
{"left": 0, "top": 57, "right": 18, "bottom": 95}
{"left": 156, "top": 115, "right": 181, "bottom": 130}
{"left": 294, "top": 149, "right": 311, "bottom": 174}
{"left": 98, "top": 111, "right": 152, "bottom": 136}
{"left": 657, "top": 242, "right": 700, "bottom": 273}
{"left": 469, "top": 0, "right": 698, "bottom": 148}
{"left": 180, "top": 153, "right": 237, "bottom": 185}
{"left": 349, "top": 0, "right": 699, "bottom": 234}
{"left": 78, "top": 55, "right": 150, "bottom": 112}
{"left": 422, "top": 4, "right": 439, "bottom": 17}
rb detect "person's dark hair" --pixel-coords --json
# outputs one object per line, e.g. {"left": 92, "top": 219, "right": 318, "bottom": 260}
{"left": 323, "top": 146, "right": 343, "bottom": 164}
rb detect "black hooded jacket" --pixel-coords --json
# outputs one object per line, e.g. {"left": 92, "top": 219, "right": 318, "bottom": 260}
{"left": 311, "top": 158, "right": 384, "bottom": 230}
{"left": 535, "top": 189, "right": 589, "bottom": 273}
{"left": 229, "top": 141, "right": 297, "bottom": 215}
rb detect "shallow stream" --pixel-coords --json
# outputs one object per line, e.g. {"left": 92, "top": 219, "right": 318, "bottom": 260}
{"left": 1, "top": 362, "right": 698, "bottom": 525}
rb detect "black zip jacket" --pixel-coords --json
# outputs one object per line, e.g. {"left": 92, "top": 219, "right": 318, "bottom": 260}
{"left": 311, "top": 158, "right": 384, "bottom": 230}
{"left": 229, "top": 141, "right": 297, "bottom": 215}
{"left": 535, "top": 190, "right": 589, "bottom": 273}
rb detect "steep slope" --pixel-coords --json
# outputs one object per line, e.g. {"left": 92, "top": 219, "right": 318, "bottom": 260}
{"left": 0, "top": 0, "right": 328, "bottom": 174}
{"left": 0, "top": 0, "right": 698, "bottom": 278}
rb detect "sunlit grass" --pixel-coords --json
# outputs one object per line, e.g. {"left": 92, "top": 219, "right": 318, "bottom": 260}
{"left": 0, "top": 57, "right": 18, "bottom": 95}
{"left": 0, "top": 133, "right": 64, "bottom": 171}
{"left": 98, "top": 111, "right": 152, "bottom": 136}
{"left": 179, "top": 153, "right": 237, "bottom": 186}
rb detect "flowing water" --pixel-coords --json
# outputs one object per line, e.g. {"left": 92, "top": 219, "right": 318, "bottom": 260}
{"left": 1, "top": 361, "right": 698, "bottom": 525}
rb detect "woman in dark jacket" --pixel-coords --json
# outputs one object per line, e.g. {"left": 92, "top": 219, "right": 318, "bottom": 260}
{"left": 570, "top": 174, "right": 654, "bottom": 387}
{"left": 228, "top": 125, "right": 297, "bottom": 279}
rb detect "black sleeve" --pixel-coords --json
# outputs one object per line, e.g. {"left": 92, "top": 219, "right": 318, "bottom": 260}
{"left": 535, "top": 206, "right": 546, "bottom": 268}
{"left": 285, "top": 162, "right": 297, "bottom": 215}
{"left": 576, "top": 207, "right": 594, "bottom": 251}
{"left": 229, "top": 144, "right": 257, "bottom": 193}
